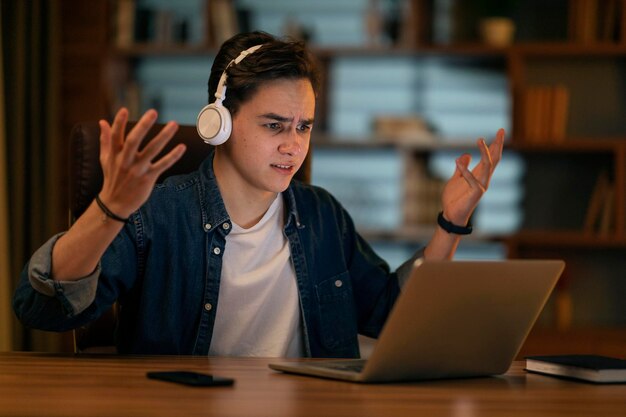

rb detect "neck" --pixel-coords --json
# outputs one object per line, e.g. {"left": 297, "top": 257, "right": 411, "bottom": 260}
{"left": 213, "top": 152, "right": 278, "bottom": 229}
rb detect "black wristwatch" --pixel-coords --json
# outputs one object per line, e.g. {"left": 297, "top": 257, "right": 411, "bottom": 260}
{"left": 437, "top": 211, "right": 473, "bottom": 235}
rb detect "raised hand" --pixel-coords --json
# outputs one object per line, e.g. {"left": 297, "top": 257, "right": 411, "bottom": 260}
{"left": 98, "top": 108, "right": 186, "bottom": 219}
{"left": 439, "top": 128, "right": 505, "bottom": 227}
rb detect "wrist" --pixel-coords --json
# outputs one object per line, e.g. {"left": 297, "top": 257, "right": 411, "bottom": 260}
{"left": 437, "top": 211, "right": 472, "bottom": 235}
{"left": 95, "top": 195, "right": 130, "bottom": 223}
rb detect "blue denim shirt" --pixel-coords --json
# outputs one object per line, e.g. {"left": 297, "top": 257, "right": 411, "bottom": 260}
{"left": 14, "top": 152, "right": 422, "bottom": 357}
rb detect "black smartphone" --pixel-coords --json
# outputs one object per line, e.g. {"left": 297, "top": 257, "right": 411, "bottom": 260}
{"left": 146, "top": 371, "right": 235, "bottom": 387}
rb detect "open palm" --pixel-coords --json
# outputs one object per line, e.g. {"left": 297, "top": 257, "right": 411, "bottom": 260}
{"left": 440, "top": 129, "right": 505, "bottom": 226}
{"left": 98, "top": 108, "right": 186, "bottom": 218}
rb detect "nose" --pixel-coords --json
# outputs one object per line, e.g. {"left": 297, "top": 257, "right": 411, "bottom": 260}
{"left": 278, "top": 129, "right": 302, "bottom": 156}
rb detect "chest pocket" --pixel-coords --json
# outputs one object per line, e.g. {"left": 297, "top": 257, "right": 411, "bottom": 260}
{"left": 315, "top": 272, "right": 358, "bottom": 352}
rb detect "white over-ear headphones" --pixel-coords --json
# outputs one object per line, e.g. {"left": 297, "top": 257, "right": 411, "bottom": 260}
{"left": 196, "top": 44, "right": 264, "bottom": 145}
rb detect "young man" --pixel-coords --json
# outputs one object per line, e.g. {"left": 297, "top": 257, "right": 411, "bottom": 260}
{"left": 13, "top": 31, "right": 504, "bottom": 357}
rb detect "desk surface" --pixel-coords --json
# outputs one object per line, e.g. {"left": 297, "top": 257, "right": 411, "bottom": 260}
{"left": 1, "top": 352, "right": 626, "bottom": 417}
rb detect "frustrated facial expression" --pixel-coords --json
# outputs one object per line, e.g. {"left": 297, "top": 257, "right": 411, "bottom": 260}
{"left": 218, "top": 78, "right": 315, "bottom": 197}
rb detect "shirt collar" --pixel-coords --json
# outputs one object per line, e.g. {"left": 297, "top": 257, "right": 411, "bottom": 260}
{"left": 199, "top": 149, "right": 304, "bottom": 231}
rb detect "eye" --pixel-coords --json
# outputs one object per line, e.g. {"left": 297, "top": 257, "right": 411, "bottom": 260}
{"left": 265, "top": 122, "right": 282, "bottom": 131}
{"left": 297, "top": 124, "right": 312, "bottom": 133}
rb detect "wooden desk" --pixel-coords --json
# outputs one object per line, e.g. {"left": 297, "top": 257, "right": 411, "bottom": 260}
{"left": 1, "top": 352, "right": 625, "bottom": 417}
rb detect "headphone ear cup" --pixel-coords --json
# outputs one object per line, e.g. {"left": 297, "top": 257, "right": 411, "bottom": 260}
{"left": 196, "top": 103, "right": 232, "bottom": 145}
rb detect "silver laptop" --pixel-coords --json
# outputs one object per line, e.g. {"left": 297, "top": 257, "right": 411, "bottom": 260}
{"left": 269, "top": 259, "right": 565, "bottom": 383}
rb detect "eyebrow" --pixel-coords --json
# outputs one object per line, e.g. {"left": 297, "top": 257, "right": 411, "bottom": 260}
{"left": 258, "top": 113, "right": 315, "bottom": 125}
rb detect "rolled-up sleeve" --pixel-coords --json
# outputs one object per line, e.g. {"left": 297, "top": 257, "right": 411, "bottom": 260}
{"left": 27, "top": 233, "right": 100, "bottom": 316}
{"left": 396, "top": 251, "right": 425, "bottom": 289}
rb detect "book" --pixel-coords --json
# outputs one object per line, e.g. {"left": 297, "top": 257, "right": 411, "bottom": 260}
{"left": 115, "top": 0, "right": 136, "bottom": 48}
{"left": 598, "top": 184, "right": 614, "bottom": 236}
{"left": 522, "top": 85, "right": 570, "bottom": 144}
{"left": 569, "top": 0, "right": 599, "bottom": 43}
{"left": 526, "top": 355, "right": 626, "bottom": 383}
{"left": 208, "top": 0, "right": 238, "bottom": 47}
{"left": 550, "top": 85, "right": 569, "bottom": 143}
{"left": 583, "top": 170, "right": 613, "bottom": 235}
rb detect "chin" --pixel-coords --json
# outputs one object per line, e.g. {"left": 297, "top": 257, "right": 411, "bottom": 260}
{"left": 268, "top": 178, "right": 292, "bottom": 193}
{"left": 273, "top": 182, "right": 291, "bottom": 193}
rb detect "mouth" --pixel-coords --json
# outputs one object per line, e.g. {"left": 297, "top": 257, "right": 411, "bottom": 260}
{"left": 271, "top": 163, "right": 295, "bottom": 175}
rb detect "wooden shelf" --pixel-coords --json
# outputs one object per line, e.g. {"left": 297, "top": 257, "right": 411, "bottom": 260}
{"left": 110, "top": 42, "right": 626, "bottom": 60}
{"left": 316, "top": 43, "right": 626, "bottom": 58}
{"left": 510, "top": 139, "right": 626, "bottom": 152}
{"left": 112, "top": 44, "right": 216, "bottom": 57}
{"left": 360, "top": 226, "right": 434, "bottom": 243}
{"left": 507, "top": 230, "right": 626, "bottom": 249}
{"left": 358, "top": 229, "right": 626, "bottom": 249}
{"left": 512, "top": 42, "right": 626, "bottom": 56}
{"left": 315, "top": 135, "right": 626, "bottom": 153}
{"left": 357, "top": 226, "right": 524, "bottom": 245}
{"left": 315, "top": 44, "right": 510, "bottom": 58}
{"left": 312, "top": 135, "right": 481, "bottom": 151}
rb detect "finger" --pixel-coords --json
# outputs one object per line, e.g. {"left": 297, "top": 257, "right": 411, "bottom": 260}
{"left": 472, "top": 128, "right": 505, "bottom": 187}
{"left": 450, "top": 154, "right": 471, "bottom": 179}
{"left": 99, "top": 120, "right": 112, "bottom": 165}
{"left": 138, "top": 121, "right": 179, "bottom": 163}
{"left": 489, "top": 128, "right": 505, "bottom": 167}
{"left": 473, "top": 138, "right": 493, "bottom": 185}
{"left": 122, "top": 109, "right": 158, "bottom": 165}
{"left": 110, "top": 108, "right": 129, "bottom": 152}
{"left": 456, "top": 157, "right": 485, "bottom": 192}
{"left": 478, "top": 138, "right": 492, "bottom": 165}
{"left": 149, "top": 144, "right": 187, "bottom": 176}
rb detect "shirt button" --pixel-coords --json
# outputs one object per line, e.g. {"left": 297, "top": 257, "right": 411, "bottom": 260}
{"left": 222, "top": 222, "right": 230, "bottom": 230}
{"left": 213, "top": 247, "right": 221, "bottom": 255}
{"left": 335, "top": 280, "right": 343, "bottom": 288}
{"left": 204, "top": 223, "right": 212, "bottom": 231}
{"left": 204, "top": 303, "right": 212, "bottom": 311}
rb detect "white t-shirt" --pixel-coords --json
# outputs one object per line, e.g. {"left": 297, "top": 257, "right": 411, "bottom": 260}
{"left": 208, "top": 194, "right": 304, "bottom": 357}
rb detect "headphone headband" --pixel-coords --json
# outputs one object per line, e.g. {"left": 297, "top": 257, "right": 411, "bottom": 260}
{"left": 214, "top": 44, "right": 264, "bottom": 103}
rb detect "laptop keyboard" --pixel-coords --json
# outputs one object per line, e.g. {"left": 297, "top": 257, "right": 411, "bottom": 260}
{"left": 309, "top": 360, "right": 367, "bottom": 373}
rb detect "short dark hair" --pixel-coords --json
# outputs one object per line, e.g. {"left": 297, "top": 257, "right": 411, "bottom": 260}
{"left": 207, "top": 31, "right": 321, "bottom": 116}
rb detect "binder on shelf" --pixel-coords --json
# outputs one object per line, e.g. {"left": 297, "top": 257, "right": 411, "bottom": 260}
{"left": 521, "top": 85, "right": 570, "bottom": 144}
{"left": 568, "top": 0, "right": 596, "bottom": 43}
{"left": 115, "top": 0, "right": 136, "bottom": 48}
{"left": 569, "top": 0, "right": 623, "bottom": 43}
{"left": 598, "top": 185, "right": 615, "bottom": 235}
{"left": 153, "top": 10, "right": 174, "bottom": 45}
{"left": 600, "top": 0, "right": 619, "bottom": 41}
{"left": 583, "top": 170, "right": 614, "bottom": 235}
{"left": 550, "top": 85, "right": 569, "bottom": 143}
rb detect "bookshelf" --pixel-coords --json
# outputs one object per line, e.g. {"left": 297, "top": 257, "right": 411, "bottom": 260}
{"left": 59, "top": 0, "right": 626, "bottom": 352}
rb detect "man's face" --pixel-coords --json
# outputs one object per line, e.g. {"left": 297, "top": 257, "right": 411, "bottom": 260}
{"left": 219, "top": 78, "right": 315, "bottom": 195}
